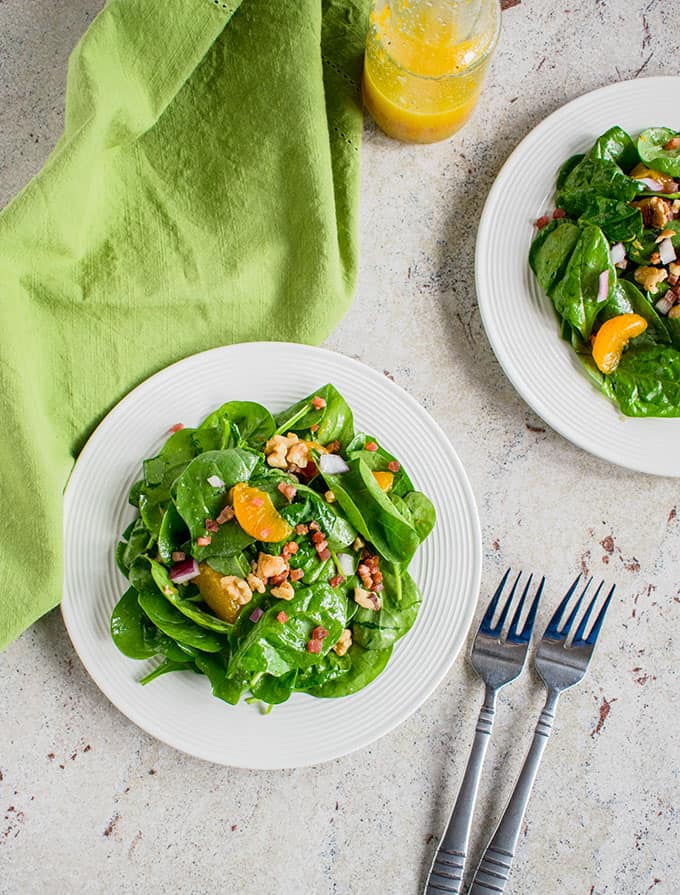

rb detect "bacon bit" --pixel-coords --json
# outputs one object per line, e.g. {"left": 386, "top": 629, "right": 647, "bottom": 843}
{"left": 295, "top": 523, "right": 309, "bottom": 536}
{"left": 216, "top": 505, "right": 235, "bottom": 524}
{"left": 664, "top": 136, "right": 680, "bottom": 150}
{"left": 310, "top": 423, "right": 319, "bottom": 433}
{"left": 277, "top": 481, "right": 297, "bottom": 503}
{"left": 196, "top": 536, "right": 212, "bottom": 547}
{"left": 535, "top": 215, "right": 551, "bottom": 229}
{"left": 205, "top": 518, "right": 219, "bottom": 533}
{"left": 325, "top": 440, "right": 340, "bottom": 454}
{"left": 358, "top": 564, "right": 372, "bottom": 588}
{"left": 251, "top": 497, "right": 264, "bottom": 508}
{"left": 290, "top": 568, "right": 304, "bottom": 581}
{"left": 269, "top": 570, "right": 289, "bottom": 586}
{"left": 296, "top": 460, "right": 318, "bottom": 481}
{"left": 329, "top": 574, "right": 345, "bottom": 588}
{"left": 373, "top": 583, "right": 384, "bottom": 592}
{"left": 169, "top": 423, "right": 184, "bottom": 433}
{"left": 552, "top": 208, "right": 566, "bottom": 219}
{"left": 365, "top": 441, "right": 378, "bottom": 452}
{"left": 276, "top": 611, "right": 288, "bottom": 624}
{"left": 311, "top": 531, "right": 326, "bottom": 545}
{"left": 312, "top": 395, "right": 327, "bottom": 409}
{"left": 387, "top": 460, "right": 400, "bottom": 473}
{"left": 314, "top": 538, "right": 328, "bottom": 553}
{"left": 318, "top": 548, "right": 331, "bottom": 561}
{"left": 171, "top": 551, "right": 186, "bottom": 562}
{"left": 312, "top": 626, "right": 329, "bottom": 640}
{"left": 282, "top": 541, "right": 299, "bottom": 559}
{"left": 373, "top": 570, "right": 383, "bottom": 585}
{"left": 306, "top": 638, "right": 323, "bottom": 653}
{"left": 309, "top": 521, "right": 320, "bottom": 532}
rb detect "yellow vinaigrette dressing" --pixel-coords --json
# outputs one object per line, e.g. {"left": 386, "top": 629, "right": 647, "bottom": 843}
{"left": 363, "top": 0, "right": 500, "bottom": 143}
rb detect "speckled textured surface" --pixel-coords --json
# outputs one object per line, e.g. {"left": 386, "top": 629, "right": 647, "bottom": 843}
{"left": 1, "top": 1, "right": 679, "bottom": 893}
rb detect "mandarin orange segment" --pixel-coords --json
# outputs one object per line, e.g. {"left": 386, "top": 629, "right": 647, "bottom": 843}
{"left": 592, "top": 313, "right": 648, "bottom": 374}
{"left": 232, "top": 482, "right": 292, "bottom": 542}
{"left": 372, "top": 470, "right": 395, "bottom": 492}
{"left": 196, "top": 563, "right": 241, "bottom": 623}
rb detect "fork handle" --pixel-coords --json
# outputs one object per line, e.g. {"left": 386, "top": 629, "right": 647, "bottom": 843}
{"left": 468, "top": 689, "right": 560, "bottom": 895}
{"left": 424, "top": 685, "right": 497, "bottom": 895}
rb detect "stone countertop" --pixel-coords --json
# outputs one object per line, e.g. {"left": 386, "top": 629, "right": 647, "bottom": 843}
{"left": 1, "top": 1, "right": 679, "bottom": 893}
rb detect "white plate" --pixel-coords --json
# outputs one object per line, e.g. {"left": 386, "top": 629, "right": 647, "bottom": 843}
{"left": 62, "top": 342, "right": 481, "bottom": 768}
{"left": 476, "top": 76, "right": 680, "bottom": 477}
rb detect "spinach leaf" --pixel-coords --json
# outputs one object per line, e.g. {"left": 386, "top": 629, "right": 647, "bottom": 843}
{"left": 140, "top": 660, "right": 194, "bottom": 685}
{"left": 295, "top": 651, "right": 351, "bottom": 691}
{"left": 529, "top": 220, "right": 581, "bottom": 296}
{"left": 352, "top": 563, "right": 421, "bottom": 650}
{"left": 192, "top": 519, "right": 255, "bottom": 562}
{"left": 128, "top": 556, "right": 156, "bottom": 593}
{"left": 111, "top": 587, "right": 161, "bottom": 659}
{"left": 274, "top": 384, "right": 354, "bottom": 448}
{"left": 637, "top": 127, "right": 680, "bottom": 177}
{"left": 138, "top": 590, "right": 226, "bottom": 652}
{"left": 308, "top": 644, "right": 393, "bottom": 698}
{"left": 149, "top": 558, "right": 234, "bottom": 633}
{"left": 122, "top": 517, "right": 154, "bottom": 570}
{"left": 193, "top": 652, "right": 245, "bottom": 705}
{"left": 556, "top": 156, "right": 644, "bottom": 217}
{"left": 604, "top": 344, "right": 680, "bottom": 417}
{"left": 206, "top": 553, "right": 251, "bottom": 578}
{"left": 346, "top": 432, "right": 414, "bottom": 497}
{"left": 288, "top": 482, "right": 357, "bottom": 549}
{"left": 228, "top": 584, "right": 346, "bottom": 678}
{"left": 250, "top": 669, "right": 297, "bottom": 705}
{"left": 551, "top": 224, "right": 614, "bottom": 340}
{"left": 556, "top": 154, "right": 585, "bottom": 191}
{"left": 173, "top": 448, "right": 258, "bottom": 542}
{"left": 320, "top": 458, "right": 420, "bottom": 565}
{"left": 198, "top": 401, "right": 275, "bottom": 450}
{"left": 600, "top": 279, "right": 670, "bottom": 346}
{"left": 588, "top": 125, "right": 639, "bottom": 171}
{"left": 577, "top": 196, "right": 643, "bottom": 244}
{"left": 158, "top": 503, "right": 189, "bottom": 564}
{"left": 402, "top": 492, "right": 436, "bottom": 542}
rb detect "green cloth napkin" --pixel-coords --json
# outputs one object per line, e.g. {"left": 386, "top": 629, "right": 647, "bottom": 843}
{"left": 0, "top": 0, "right": 368, "bottom": 651}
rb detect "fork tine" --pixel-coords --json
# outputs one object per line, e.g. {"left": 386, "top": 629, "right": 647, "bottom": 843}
{"left": 479, "top": 568, "right": 511, "bottom": 634}
{"left": 572, "top": 581, "right": 604, "bottom": 644}
{"left": 492, "top": 571, "right": 521, "bottom": 637}
{"left": 584, "top": 584, "right": 615, "bottom": 645}
{"left": 520, "top": 575, "right": 545, "bottom": 640}
{"left": 506, "top": 573, "right": 531, "bottom": 640}
{"left": 560, "top": 577, "right": 593, "bottom": 637}
{"left": 545, "top": 574, "right": 582, "bottom": 640}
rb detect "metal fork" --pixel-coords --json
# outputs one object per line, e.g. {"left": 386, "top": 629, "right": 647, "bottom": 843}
{"left": 468, "top": 575, "right": 615, "bottom": 895}
{"left": 424, "top": 570, "right": 544, "bottom": 895}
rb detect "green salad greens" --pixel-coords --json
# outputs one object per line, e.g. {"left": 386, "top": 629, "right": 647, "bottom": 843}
{"left": 529, "top": 125, "right": 680, "bottom": 416}
{"left": 111, "top": 385, "right": 435, "bottom": 709}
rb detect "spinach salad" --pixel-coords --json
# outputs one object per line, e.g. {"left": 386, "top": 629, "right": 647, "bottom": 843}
{"left": 529, "top": 125, "right": 680, "bottom": 416}
{"left": 111, "top": 385, "right": 435, "bottom": 710}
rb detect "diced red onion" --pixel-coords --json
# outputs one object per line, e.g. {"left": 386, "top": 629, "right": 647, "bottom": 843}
{"left": 638, "top": 177, "right": 663, "bottom": 192}
{"left": 598, "top": 270, "right": 610, "bottom": 302}
{"left": 609, "top": 242, "right": 626, "bottom": 266}
{"left": 249, "top": 607, "right": 264, "bottom": 623}
{"left": 318, "top": 453, "right": 349, "bottom": 475}
{"left": 659, "top": 238, "right": 677, "bottom": 265}
{"left": 207, "top": 475, "right": 225, "bottom": 488}
{"left": 655, "top": 293, "right": 676, "bottom": 316}
{"left": 169, "top": 557, "right": 200, "bottom": 584}
{"left": 337, "top": 552, "right": 355, "bottom": 576}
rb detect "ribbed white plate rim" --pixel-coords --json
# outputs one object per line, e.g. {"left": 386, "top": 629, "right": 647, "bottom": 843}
{"left": 62, "top": 342, "right": 482, "bottom": 768}
{"left": 476, "top": 76, "right": 680, "bottom": 478}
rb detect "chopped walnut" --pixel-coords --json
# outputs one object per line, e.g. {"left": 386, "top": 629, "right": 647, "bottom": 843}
{"left": 271, "top": 581, "right": 295, "bottom": 601}
{"left": 634, "top": 265, "right": 669, "bottom": 293}
{"left": 324, "top": 490, "right": 336, "bottom": 503}
{"left": 333, "top": 628, "right": 352, "bottom": 657}
{"left": 673, "top": 200, "right": 680, "bottom": 214}
{"left": 354, "top": 587, "right": 382, "bottom": 611}
{"left": 669, "top": 304, "right": 680, "bottom": 319}
{"left": 286, "top": 440, "right": 311, "bottom": 469}
{"left": 220, "top": 576, "right": 252, "bottom": 606}
{"left": 669, "top": 261, "right": 680, "bottom": 286}
{"left": 264, "top": 433, "right": 299, "bottom": 469}
{"left": 632, "top": 196, "right": 673, "bottom": 229}
{"left": 656, "top": 228, "right": 676, "bottom": 244}
{"left": 352, "top": 536, "right": 364, "bottom": 552}
{"left": 256, "top": 552, "right": 288, "bottom": 580}
{"left": 247, "top": 573, "right": 266, "bottom": 594}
